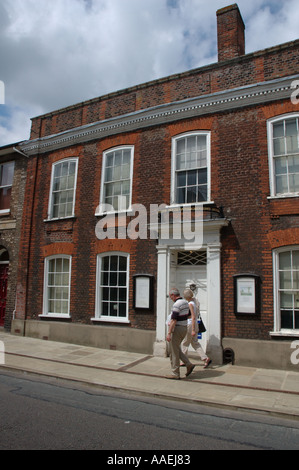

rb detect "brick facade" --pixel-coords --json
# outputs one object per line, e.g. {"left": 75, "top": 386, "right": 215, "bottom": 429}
{"left": 13, "top": 4, "right": 299, "bottom": 367}
{"left": 0, "top": 144, "right": 28, "bottom": 330}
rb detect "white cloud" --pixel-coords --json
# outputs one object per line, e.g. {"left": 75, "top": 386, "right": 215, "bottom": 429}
{"left": 0, "top": 0, "right": 298, "bottom": 146}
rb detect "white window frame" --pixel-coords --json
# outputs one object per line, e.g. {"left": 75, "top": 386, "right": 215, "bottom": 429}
{"left": 93, "top": 252, "right": 130, "bottom": 323}
{"left": 41, "top": 255, "right": 72, "bottom": 318}
{"left": 272, "top": 247, "right": 299, "bottom": 337}
{"left": 47, "top": 157, "right": 78, "bottom": 220}
{"left": 267, "top": 114, "right": 299, "bottom": 199}
{"left": 170, "top": 131, "right": 211, "bottom": 206}
{"left": 0, "top": 161, "right": 15, "bottom": 214}
{"left": 97, "top": 146, "right": 134, "bottom": 215}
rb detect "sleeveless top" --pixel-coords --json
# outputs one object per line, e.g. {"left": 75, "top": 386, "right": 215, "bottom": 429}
{"left": 187, "top": 299, "right": 200, "bottom": 325}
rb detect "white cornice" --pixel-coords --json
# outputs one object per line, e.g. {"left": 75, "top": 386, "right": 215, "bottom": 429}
{"left": 20, "top": 74, "right": 299, "bottom": 155}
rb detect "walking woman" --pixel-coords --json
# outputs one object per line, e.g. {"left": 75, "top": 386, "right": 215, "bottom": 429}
{"left": 181, "top": 288, "right": 212, "bottom": 369}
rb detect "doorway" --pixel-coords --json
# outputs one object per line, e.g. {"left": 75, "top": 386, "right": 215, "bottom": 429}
{"left": 174, "top": 250, "right": 207, "bottom": 352}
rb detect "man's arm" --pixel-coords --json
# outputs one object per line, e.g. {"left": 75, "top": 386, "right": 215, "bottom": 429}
{"left": 166, "top": 319, "right": 177, "bottom": 342}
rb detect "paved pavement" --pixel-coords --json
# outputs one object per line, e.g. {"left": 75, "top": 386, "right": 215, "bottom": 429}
{"left": 1, "top": 331, "right": 299, "bottom": 420}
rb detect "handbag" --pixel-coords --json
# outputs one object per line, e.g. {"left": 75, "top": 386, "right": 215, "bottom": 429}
{"left": 198, "top": 318, "right": 206, "bottom": 333}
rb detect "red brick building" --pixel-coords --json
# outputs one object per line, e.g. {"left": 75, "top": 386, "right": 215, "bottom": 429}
{"left": 0, "top": 142, "right": 28, "bottom": 331}
{"left": 12, "top": 4, "right": 299, "bottom": 369}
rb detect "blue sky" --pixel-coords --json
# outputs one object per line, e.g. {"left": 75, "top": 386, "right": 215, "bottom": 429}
{"left": 0, "top": 0, "right": 298, "bottom": 146}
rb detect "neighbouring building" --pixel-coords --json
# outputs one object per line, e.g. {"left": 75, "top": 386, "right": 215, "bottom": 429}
{"left": 0, "top": 142, "right": 28, "bottom": 331}
{"left": 11, "top": 4, "right": 299, "bottom": 370}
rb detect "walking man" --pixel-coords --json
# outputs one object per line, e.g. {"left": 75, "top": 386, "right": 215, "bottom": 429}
{"left": 166, "top": 288, "right": 195, "bottom": 379}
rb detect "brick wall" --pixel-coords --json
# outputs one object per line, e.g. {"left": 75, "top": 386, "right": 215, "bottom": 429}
{"left": 0, "top": 151, "right": 28, "bottom": 330}
{"left": 17, "top": 11, "right": 299, "bottom": 339}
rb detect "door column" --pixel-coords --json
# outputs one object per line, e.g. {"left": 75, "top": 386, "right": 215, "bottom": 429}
{"left": 207, "top": 244, "right": 222, "bottom": 363}
{"left": 153, "top": 246, "right": 168, "bottom": 356}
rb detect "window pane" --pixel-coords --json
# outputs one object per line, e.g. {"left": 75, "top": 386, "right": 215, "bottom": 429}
{"left": 281, "top": 310, "right": 293, "bottom": 329}
{"left": 275, "top": 157, "right": 287, "bottom": 175}
{"left": 293, "top": 271, "right": 299, "bottom": 290}
{"left": 289, "top": 174, "right": 299, "bottom": 193}
{"left": 273, "top": 122, "right": 284, "bottom": 138}
{"left": 274, "top": 138, "right": 285, "bottom": 156}
{"left": 176, "top": 139, "right": 185, "bottom": 155}
{"left": 187, "top": 170, "right": 196, "bottom": 186}
{"left": 279, "top": 252, "right": 291, "bottom": 270}
{"left": 197, "top": 185, "right": 207, "bottom": 202}
{"left": 105, "top": 167, "right": 113, "bottom": 182}
{"left": 102, "top": 302, "right": 109, "bottom": 315}
{"left": 119, "top": 256, "right": 127, "bottom": 271}
{"left": 0, "top": 187, "right": 12, "bottom": 211}
{"left": 177, "top": 187, "right": 185, "bottom": 204}
{"left": 289, "top": 155, "right": 299, "bottom": 173}
{"left": 119, "top": 303, "right": 126, "bottom": 317}
{"left": 177, "top": 172, "right": 186, "bottom": 187}
{"left": 285, "top": 119, "right": 297, "bottom": 137}
{"left": 293, "top": 251, "right": 299, "bottom": 270}
{"left": 198, "top": 168, "right": 207, "bottom": 185}
{"left": 280, "top": 292, "right": 293, "bottom": 308}
{"left": 0, "top": 162, "right": 15, "bottom": 187}
{"left": 280, "top": 271, "right": 292, "bottom": 290}
{"left": 176, "top": 154, "right": 185, "bottom": 170}
{"left": 276, "top": 175, "right": 288, "bottom": 194}
{"left": 119, "top": 288, "right": 127, "bottom": 301}
{"left": 110, "top": 272, "right": 117, "bottom": 286}
{"left": 186, "top": 186, "right": 197, "bottom": 203}
{"left": 110, "top": 256, "right": 118, "bottom": 271}
{"left": 286, "top": 136, "right": 299, "bottom": 154}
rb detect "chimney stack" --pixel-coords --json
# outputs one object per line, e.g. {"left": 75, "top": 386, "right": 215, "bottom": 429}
{"left": 217, "top": 4, "right": 245, "bottom": 62}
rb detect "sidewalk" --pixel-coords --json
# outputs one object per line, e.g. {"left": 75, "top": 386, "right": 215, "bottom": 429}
{"left": 1, "top": 331, "right": 299, "bottom": 420}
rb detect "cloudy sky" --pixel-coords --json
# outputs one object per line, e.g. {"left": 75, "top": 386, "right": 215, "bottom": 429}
{"left": 0, "top": 0, "right": 298, "bottom": 146}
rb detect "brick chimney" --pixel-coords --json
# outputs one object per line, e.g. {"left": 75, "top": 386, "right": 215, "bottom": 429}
{"left": 217, "top": 4, "right": 245, "bottom": 62}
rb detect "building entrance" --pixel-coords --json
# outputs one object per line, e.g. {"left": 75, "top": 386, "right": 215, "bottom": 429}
{"left": 175, "top": 250, "right": 207, "bottom": 352}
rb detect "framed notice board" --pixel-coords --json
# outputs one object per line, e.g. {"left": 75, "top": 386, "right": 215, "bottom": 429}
{"left": 133, "top": 274, "right": 154, "bottom": 310}
{"left": 234, "top": 274, "right": 260, "bottom": 315}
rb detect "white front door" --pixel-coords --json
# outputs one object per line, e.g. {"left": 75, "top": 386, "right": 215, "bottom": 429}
{"left": 175, "top": 251, "right": 208, "bottom": 352}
